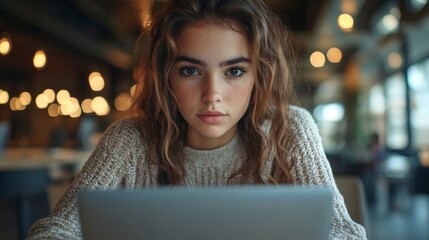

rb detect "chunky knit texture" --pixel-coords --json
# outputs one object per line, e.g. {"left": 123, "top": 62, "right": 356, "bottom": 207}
{"left": 28, "top": 106, "right": 367, "bottom": 239}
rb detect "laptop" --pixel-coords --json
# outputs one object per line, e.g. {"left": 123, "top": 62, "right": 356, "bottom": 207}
{"left": 78, "top": 186, "right": 332, "bottom": 240}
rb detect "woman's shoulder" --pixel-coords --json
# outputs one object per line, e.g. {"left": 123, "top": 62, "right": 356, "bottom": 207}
{"left": 288, "top": 105, "right": 314, "bottom": 125}
{"left": 107, "top": 116, "right": 143, "bottom": 130}
{"left": 261, "top": 106, "right": 316, "bottom": 132}
{"left": 287, "top": 106, "right": 322, "bottom": 147}
{"left": 101, "top": 116, "right": 147, "bottom": 145}
{"left": 287, "top": 106, "right": 319, "bottom": 133}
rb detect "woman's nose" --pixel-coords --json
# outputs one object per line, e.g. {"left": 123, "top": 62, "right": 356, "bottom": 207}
{"left": 201, "top": 76, "right": 222, "bottom": 104}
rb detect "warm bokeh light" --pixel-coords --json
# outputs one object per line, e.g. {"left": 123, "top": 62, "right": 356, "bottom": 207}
{"left": 48, "top": 103, "right": 60, "bottom": 117}
{"left": 0, "top": 37, "right": 11, "bottom": 56}
{"left": 19, "top": 91, "right": 32, "bottom": 106}
{"left": 130, "top": 84, "right": 137, "bottom": 97}
{"left": 88, "top": 72, "right": 105, "bottom": 91}
{"left": 63, "top": 97, "right": 80, "bottom": 116}
{"left": 91, "top": 96, "right": 110, "bottom": 116}
{"left": 327, "top": 47, "right": 342, "bottom": 63}
{"left": 81, "top": 98, "right": 93, "bottom": 113}
{"left": 35, "top": 93, "right": 49, "bottom": 109}
{"left": 310, "top": 51, "right": 326, "bottom": 68}
{"left": 43, "top": 89, "right": 56, "bottom": 103}
{"left": 115, "top": 93, "right": 133, "bottom": 111}
{"left": 388, "top": 52, "right": 403, "bottom": 68}
{"left": 338, "top": 13, "right": 354, "bottom": 31}
{"left": 69, "top": 106, "right": 82, "bottom": 118}
{"left": 60, "top": 104, "right": 69, "bottom": 116}
{"left": 56, "top": 89, "right": 70, "bottom": 104}
{"left": 33, "top": 50, "right": 47, "bottom": 69}
{"left": 10, "top": 97, "right": 18, "bottom": 111}
{"left": 0, "top": 89, "right": 9, "bottom": 104}
{"left": 10, "top": 97, "right": 26, "bottom": 111}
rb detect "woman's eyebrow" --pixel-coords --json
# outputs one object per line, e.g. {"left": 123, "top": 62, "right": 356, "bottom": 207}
{"left": 219, "top": 57, "right": 251, "bottom": 67}
{"left": 174, "top": 56, "right": 251, "bottom": 67}
{"left": 174, "top": 56, "right": 206, "bottom": 66}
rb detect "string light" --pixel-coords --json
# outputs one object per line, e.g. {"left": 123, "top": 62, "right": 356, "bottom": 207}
{"left": 115, "top": 93, "right": 133, "bottom": 111}
{"left": 48, "top": 103, "right": 60, "bottom": 117}
{"left": 91, "top": 96, "right": 110, "bottom": 116}
{"left": 35, "top": 93, "right": 49, "bottom": 109}
{"left": 81, "top": 98, "right": 93, "bottom": 113}
{"left": 88, "top": 72, "right": 105, "bottom": 91}
{"left": 0, "top": 89, "right": 9, "bottom": 104}
{"left": 19, "top": 91, "right": 32, "bottom": 106}
{"left": 0, "top": 37, "right": 12, "bottom": 56}
{"left": 33, "top": 50, "right": 47, "bottom": 69}
{"left": 327, "top": 47, "right": 342, "bottom": 63}
{"left": 310, "top": 51, "right": 326, "bottom": 68}
{"left": 10, "top": 97, "right": 26, "bottom": 111}
{"left": 56, "top": 89, "right": 70, "bottom": 104}
{"left": 43, "top": 89, "right": 56, "bottom": 103}
{"left": 338, "top": 13, "right": 354, "bottom": 32}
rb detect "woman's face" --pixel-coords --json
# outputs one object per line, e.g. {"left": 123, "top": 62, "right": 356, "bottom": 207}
{"left": 169, "top": 21, "right": 254, "bottom": 150}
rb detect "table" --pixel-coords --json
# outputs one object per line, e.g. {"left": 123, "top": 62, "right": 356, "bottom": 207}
{"left": 0, "top": 147, "right": 92, "bottom": 183}
{"left": 0, "top": 147, "right": 92, "bottom": 172}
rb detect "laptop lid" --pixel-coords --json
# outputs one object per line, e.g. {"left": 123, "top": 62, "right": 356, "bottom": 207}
{"left": 79, "top": 186, "right": 332, "bottom": 240}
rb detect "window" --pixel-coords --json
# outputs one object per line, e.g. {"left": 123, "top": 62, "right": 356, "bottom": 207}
{"left": 409, "top": 60, "right": 429, "bottom": 148}
{"left": 385, "top": 73, "right": 408, "bottom": 149}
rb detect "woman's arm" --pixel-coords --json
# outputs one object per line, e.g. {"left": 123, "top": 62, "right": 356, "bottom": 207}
{"left": 28, "top": 118, "right": 145, "bottom": 240}
{"left": 287, "top": 106, "right": 367, "bottom": 240}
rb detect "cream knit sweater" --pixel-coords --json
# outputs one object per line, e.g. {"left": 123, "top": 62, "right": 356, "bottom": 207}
{"left": 28, "top": 106, "right": 367, "bottom": 239}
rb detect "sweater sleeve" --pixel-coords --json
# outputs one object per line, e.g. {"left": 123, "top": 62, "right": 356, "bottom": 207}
{"left": 27, "top": 118, "right": 144, "bottom": 240}
{"left": 287, "top": 107, "right": 367, "bottom": 240}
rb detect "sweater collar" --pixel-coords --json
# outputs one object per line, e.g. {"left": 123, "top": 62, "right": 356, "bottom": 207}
{"left": 183, "top": 133, "right": 244, "bottom": 165}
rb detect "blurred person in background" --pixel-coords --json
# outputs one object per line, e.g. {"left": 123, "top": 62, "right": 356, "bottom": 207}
{"left": 363, "top": 132, "right": 384, "bottom": 208}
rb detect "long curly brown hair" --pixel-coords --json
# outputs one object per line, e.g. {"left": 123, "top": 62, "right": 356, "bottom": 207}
{"left": 133, "top": 0, "right": 299, "bottom": 185}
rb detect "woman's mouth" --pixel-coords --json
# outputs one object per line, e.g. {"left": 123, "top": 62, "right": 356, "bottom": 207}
{"left": 197, "top": 111, "right": 227, "bottom": 124}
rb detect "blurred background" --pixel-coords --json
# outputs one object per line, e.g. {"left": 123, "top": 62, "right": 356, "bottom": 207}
{"left": 0, "top": 0, "right": 429, "bottom": 239}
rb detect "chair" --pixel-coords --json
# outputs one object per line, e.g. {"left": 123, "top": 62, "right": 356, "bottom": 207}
{"left": 334, "top": 175, "right": 369, "bottom": 232}
{"left": 0, "top": 167, "right": 50, "bottom": 240}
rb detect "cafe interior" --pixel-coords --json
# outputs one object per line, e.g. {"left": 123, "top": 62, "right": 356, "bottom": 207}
{"left": 1, "top": 0, "right": 429, "bottom": 239}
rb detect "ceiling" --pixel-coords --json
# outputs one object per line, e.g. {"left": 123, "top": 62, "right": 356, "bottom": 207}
{"left": 0, "top": 0, "right": 331, "bottom": 69}
{"left": 1, "top": 0, "right": 426, "bottom": 86}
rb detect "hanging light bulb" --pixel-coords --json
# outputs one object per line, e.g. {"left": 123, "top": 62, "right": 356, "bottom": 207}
{"left": 338, "top": 13, "right": 354, "bottom": 32}
{"left": 88, "top": 71, "right": 105, "bottom": 91}
{"left": 0, "top": 36, "right": 12, "bottom": 56}
{"left": 33, "top": 50, "right": 47, "bottom": 69}
{"left": 327, "top": 47, "right": 342, "bottom": 63}
{"left": 310, "top": 51, "right": 326, "bottom": 68}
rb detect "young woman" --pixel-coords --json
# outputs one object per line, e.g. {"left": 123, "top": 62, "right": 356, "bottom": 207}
{"left": 28, "top": 0, "right": 367, "bottom": 239}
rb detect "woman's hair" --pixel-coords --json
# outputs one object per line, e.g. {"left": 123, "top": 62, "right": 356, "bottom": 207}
{"left": 133, "top": 0, "right": 299, "bottom": 185}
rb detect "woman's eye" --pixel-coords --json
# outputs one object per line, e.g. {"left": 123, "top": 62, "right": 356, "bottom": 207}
{"left": 179, "top": 67, "right": 199, "bottom": 76}
{"left": 226, "top": 68, "right": 245, "bottom": 77}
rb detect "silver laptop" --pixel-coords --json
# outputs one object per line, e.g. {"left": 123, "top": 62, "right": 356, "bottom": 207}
{"left": 79, "top": 186, "right": 332, "bottom": 240}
